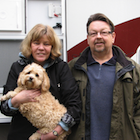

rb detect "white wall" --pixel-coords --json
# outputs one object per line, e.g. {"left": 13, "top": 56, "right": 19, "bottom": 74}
{"left": 0, "top": 88, "right": 11, "bottom": 123}
{"left": 66, "top": 0, "right": 140, "bottom": 50}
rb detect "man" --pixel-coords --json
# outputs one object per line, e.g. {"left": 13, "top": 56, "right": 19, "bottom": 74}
{"left": 68, "top": 13, "right": 140, "bottom": 140}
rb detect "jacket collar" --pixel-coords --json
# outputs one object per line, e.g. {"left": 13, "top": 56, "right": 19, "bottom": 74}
{"left": 75, "top": 45, "right": 132, "bottom": 68}
{"left": 18, "top": 52, "right": 62, "bottom": 68}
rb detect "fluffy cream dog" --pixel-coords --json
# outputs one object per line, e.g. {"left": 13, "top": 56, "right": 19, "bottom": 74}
{"left": 0, "top": 63, "right": 70, "bottom": 140}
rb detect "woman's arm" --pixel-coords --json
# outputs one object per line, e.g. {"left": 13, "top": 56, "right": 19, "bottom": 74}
{"left": 1, "top": 62, "right": 20, "bottom": 116}
{"left": 57, "top": 61, "right": 82, "bottom": 127}
{"left": 1, "top": 62, "right": 41, "bottom": 116}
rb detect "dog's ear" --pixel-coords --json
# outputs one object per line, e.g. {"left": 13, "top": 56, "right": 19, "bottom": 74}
{"left": 17, "top": 64, "right": 31, "bottom": 87}
{"left": 17, "top": 72, "right": 23, "bottom": 87}
{"left": 41, "top": 71, "right": 50, "bottom": 92}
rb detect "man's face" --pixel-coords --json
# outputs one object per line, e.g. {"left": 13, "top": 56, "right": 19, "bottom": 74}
{"left": 87, "top": 20, "right": 115, "bottom": 55}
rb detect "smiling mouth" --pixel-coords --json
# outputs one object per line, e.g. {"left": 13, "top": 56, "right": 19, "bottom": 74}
{"left": 37, "top": 53, "right": 45, "bottom": 56}
{"left": 95, "top": 42, "right": 104, "bottom": 45}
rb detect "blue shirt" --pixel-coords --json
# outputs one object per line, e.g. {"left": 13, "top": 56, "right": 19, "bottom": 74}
{"left": 87, "top": 51, "right": 116, "bottom": 140}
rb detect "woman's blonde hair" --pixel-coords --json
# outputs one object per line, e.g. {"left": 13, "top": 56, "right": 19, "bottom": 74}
{"left": 20, "top": 24, "right": 62, "bottom": 60}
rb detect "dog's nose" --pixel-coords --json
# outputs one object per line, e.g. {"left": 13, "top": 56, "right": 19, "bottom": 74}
{"left": 29, "top": 77, "right": 33, "bottom": 81}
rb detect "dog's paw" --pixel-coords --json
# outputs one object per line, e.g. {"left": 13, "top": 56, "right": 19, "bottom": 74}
{"left": 0, "top": 91, "right": 17, "bottom": 102}
{"left": 0, "top": 96, "right": 6, "bottom": 101}
{"left": 29, "top": 132, "right": 41, "bottom": 140}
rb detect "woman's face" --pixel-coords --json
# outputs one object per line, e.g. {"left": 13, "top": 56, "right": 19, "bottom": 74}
{"left": 31, "top": 34, "right": 52, "bottom": 66}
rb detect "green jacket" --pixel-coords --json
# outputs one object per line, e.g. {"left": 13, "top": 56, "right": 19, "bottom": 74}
{"left": 68, "top": 46, "right": 140, "bottom": 140}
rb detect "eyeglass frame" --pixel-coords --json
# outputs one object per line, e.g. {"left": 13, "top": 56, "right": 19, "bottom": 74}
{"left": 88, "top": 31, "right": 112, "bottom": 37}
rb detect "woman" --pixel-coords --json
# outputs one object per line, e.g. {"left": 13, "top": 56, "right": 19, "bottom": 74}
{"left": 1, "top": 24, "right": 81, "bottom": 140}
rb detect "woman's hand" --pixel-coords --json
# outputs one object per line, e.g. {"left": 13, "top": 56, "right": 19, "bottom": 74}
{"left": 11, "top": 90, "right": 41, "bottom": 108}
{"left": 40, "top": 132, "right": 57, "bottom": 140}
{"left": 40, "top": 125, "right": 64, "bottom": 140}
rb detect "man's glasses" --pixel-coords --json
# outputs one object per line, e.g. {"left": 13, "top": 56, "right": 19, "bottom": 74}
{"left": 88, "top": 31, "right": 112, "bottom": 37}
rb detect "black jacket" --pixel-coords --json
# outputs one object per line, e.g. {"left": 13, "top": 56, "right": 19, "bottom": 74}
{"left": 1, "top": 56, "right": 81, "bottom": 140}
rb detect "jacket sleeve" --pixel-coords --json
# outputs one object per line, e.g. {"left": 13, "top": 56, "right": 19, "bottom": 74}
{"left": 1, "top": 62, "right": 22, "bottom": 116}
{"left": 58, "top": 61, "right": 82, "bottom": 127}
{"left": 132, "top": 62, "right": 140, "bottom": 138}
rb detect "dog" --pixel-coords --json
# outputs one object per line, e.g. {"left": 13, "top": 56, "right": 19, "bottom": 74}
{"left": 0, "top": 63, "right": 71, "bottom": 140}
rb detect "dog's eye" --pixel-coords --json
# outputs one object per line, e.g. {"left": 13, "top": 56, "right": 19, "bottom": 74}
{"left": 27, "top": 72, "right": 30, "bottom": 74}
{"left": 36, "top": 74, "right": 39, "bottom": 77}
